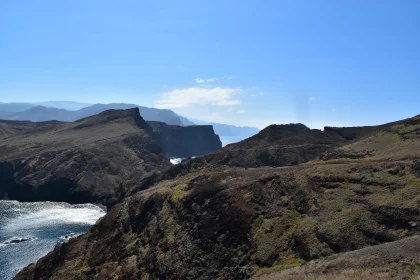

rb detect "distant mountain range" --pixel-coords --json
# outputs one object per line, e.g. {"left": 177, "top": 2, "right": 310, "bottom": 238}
{"left": 0, "top": 102, "right": 259, "bottom": 139}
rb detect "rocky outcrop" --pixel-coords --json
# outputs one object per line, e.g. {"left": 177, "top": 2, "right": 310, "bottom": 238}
{"left": 0, "top": 109, "right": 222, "bottom": 207}
{"left": 188, "top": 123, "right": 347, "bottom": 168}
{"left": 148, "top": 121, "right": 222, "bottom": 158}
{"left": 0, "top": 108, "right": 171, "bottom": 207}
{"left": 3, "top": 237, "right": 36, "bottom": 245}
{"left": 185, "top": 117, "right": 420, "bottom": 168}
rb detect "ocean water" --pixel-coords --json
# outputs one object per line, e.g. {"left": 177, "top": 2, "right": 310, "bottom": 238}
{"left": 0, "top": 200, "right": 106, "bottom": 280}
{"left": 169, "top": 136, "right": 246, "bottom": 165}
{"left": 220, "top": 136, "right": 246, "bottom": 147}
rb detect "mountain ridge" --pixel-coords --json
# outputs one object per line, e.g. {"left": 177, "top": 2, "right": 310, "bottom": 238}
{"left": 0, "top": 108, "right": 222, "bottom": 207}
{"left": 0, "top": 102, "right": 260, "bottom": 140}
{"left": 13, "top": 113, "right": 420, "bottom": 280}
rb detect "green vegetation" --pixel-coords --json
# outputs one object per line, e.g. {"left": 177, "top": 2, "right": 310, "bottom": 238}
{"left": 172, "top": 184, "right": 187, "bottom": 203}
{"left": 253, "top": 257, "right": 306, "bottom": 278}
{"left": 252, "top": 211, "right": 300, "bottom": 265}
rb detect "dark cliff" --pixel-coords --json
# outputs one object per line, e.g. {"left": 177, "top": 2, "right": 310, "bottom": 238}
{"left": 0, "top": 108, "right": 170, "bottom": 207}
{"left": 147, "top": 121, "right": 222, "bottom": 158}
{"left": 15, "top": 161, "right": 420, "bottom": 279}
{"left": 0, "top": 108, "right": 222, "bottom": 206}
{"left": 13, "top": 114, "right": 420, "bottom": 280}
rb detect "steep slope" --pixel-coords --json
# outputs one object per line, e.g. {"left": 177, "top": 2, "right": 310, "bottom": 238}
{"left": 0, "top": 120, "right": 60, "bottom": 140}
{"left": 13, "top": 115, "right": 420, "bottom": 280}
{"left": 0, "top": 103, "right": 262, "bottom": 140}
{"left": 193, "top": 123, "right": 347, "bottom": 168}
{"left": 0, "top": 108, "right": 170, "bottom": 206}
{"left": 319, "top": 115, "right": 420, "bottom": 163}
{"left": 258, "top": 235, "right": 420, "bottom": 279}
{"left": 77, "top": 104, "right": 186, "bottom": 126}
{"left": 0, "top": 108, "right": 222, "bottom": 206}
{"left": 14, "top": 159, "right": 420, "bottom": 279}
{"left": 189, "top": 117, "right": 420, "bottom": 168}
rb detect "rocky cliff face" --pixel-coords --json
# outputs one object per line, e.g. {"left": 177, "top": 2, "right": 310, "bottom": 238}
{"left": 14, "top": 160, "right": 420, "bottom": 280}
{"left": 14, "top": 115, "right": 420, "bottom": 280}
{"left": 0, "top": 108, "right": 222, "bottom": 207}
{"left": 0, "top": 108, "right": 170, "bottom": 207}
{"left": 147, "top": 121, "right": 222, "bottom": 158}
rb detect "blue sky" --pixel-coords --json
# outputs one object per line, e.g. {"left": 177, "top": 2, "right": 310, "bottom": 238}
{"left": 1, "top": 0, "right": 419, "bottom": 129}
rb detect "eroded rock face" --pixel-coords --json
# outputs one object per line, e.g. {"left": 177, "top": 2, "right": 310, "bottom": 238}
{"left": 12, "top": 114, "right": 420, "bottom": 279}
{"left": 0, "top": 109, "right": 222, "bottom": 207}
{"left": 14, "top": 160, "right": 420, "bottom": 280}
{"left": 0, "top": 109, "right": 170, "bottom": 207}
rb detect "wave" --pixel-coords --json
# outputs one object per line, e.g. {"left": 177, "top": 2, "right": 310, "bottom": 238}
{"left": 0, "top": 200, "right": 106, "bottom": 280}
{"left": 1, "top": 201, "right": 106, "bottom": 232}
{"left": 170, "top": 158, "right": 183, "bottom": 165}
{"left": 2, "top": 237, "right": 37, "bottom": 246}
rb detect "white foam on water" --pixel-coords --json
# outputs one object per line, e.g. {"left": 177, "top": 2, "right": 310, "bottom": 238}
{"left": 170, "top": 156, "right": 198, "bottom": 165}
{"left": 2, "top": 202, "right": 106, "bottom": 231}
{"left": 0, "top": 200, "right": 106, "bottom": 280}
{"left": 60, "top": 233, "right": 81, "bottom": 241}
{"left": 170, "top": 158, "right": 183, "bottom": 165}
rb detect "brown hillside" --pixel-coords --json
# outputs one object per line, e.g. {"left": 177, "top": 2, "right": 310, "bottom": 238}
{"left": 0, "top": 108, "right": 170, "bottom": 206}
{"left": 13, "top": 114, "right": 420, "bottom": 280}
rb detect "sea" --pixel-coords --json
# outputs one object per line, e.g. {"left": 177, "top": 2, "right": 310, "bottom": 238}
{"left": 219, "top": 136, "right": 245, "bottom": 147}
{"left": 0, "top": 136, "right": 247, "bottom": 278}
{"left": 0, "top": 200, "right": 106, "bottom": 280}
{"left": 170, "top": 136, "right": 245, "bottom": 165}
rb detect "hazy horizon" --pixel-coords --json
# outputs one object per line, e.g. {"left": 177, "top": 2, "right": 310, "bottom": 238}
{"left": 1, "top": 1, "right": 419, "bottom": 129}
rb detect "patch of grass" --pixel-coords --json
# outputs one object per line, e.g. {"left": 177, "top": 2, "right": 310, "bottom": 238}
{"left": 142, "top": 244, "right": 150, "bottom": 256}
{"left": 157, "top": 250, "right": 166, "bottom": 262}
{"left": 124, "top": 238, "right": 138, "bottom": 250}
{"left": 395, "top": 124, "right": 420, "bottom": 135}
{"left": 241, "top": 189, "right": 252, "bottom": 199}
{"left": 253, "top": 257, "right": 306, "bottom": 278}
{"left": 252, "top": 211, "right": 300, "bottom": 265}
{"left": 172, "top": 184, "right": 186, "bottom": 203}
{"left": 258, "top": 269, "right": 395, "bottom": 280}
{"left": 166, "top": 216, "right": 176, "bottom": 245}
{"left": 321, "top": 199, "right": 345, "bottom": 212}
